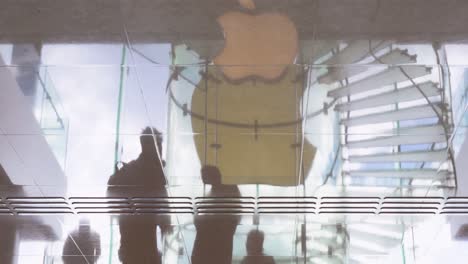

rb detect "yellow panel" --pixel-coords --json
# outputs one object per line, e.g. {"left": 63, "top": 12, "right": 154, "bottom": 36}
{"left": 191, "top": 66, "right": 316, "bottom": 186}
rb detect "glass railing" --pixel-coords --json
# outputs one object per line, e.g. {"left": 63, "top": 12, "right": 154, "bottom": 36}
{"left": 36, "top": 67, "right": 68, "bottom": 169}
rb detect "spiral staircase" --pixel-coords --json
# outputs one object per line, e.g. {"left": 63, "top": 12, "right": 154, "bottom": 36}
{"left": 307, "top": 40, "right": 456, "bottom": 263}
{"left": 172, "top": 39, "right": 457, "bottom": 263}
{"left": 308, "top": 40, "right": 456, "bottom": 194}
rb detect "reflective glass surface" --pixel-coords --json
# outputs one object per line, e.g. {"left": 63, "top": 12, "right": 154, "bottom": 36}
{"left": 2, "top": 0, "right": 468, "bottom": 263}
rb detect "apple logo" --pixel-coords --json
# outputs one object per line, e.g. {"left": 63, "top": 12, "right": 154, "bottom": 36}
{"left": 187, "top": 0, "right": 316, "bottom": 186}
{"left": 214, "top": 0, "right": 299, "bottom": 81}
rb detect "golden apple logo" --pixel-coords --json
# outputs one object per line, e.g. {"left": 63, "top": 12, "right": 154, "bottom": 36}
{"left": 214, "top": 0, "right": 299, "bottom": 81}
{"left": 188, "top": 0, "right": 316, "bottom": 186}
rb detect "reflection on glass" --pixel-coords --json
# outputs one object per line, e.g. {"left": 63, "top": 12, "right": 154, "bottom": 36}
{"left": 108, "top": 127, "right": 166, "bottom": 187}
{"left": 0, "top": 163, "right": 13, "bottom": 185}
{"left": 62, "top": 219, "right": 101, "bottom": 264}
{"left": 0, "top": 220, "right": 16, "bottom": 264}
{"left": 107, "top": 127, "right": 170, "bottom": 263}
{"left": 192, "top": 166, "right": 241, "bottom": 264}
{"left": 241, "top": 230, "right": 275, "bottom": 264}
{"left": 117, "top": 217, "right": 169, "bottom": 264}
{"left": 0, "top": 40, "right": 464, "bottom": 197}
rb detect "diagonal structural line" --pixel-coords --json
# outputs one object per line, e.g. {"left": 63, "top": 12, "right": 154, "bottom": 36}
{"left": 121, "top": 23, "right": 192, "bottom": 264}
{"left": 113, "top": 45, "right": 127, "bottom": 171}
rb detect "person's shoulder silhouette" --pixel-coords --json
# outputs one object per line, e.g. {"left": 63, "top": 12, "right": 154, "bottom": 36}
{"left": 108, "top": 127, "right": 167, "bottom": 187}
{"left": 0, "top": 164, "right": 13, "bottom": 185}
{"left": 201, "top": 165, "right": 240, "bottom": 197}
{"left": 191, "top": 165, "right": 241, "bottom": 264}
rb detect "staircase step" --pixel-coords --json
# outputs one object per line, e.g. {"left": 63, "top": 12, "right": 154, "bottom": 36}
{"left": 346, "top": 169, "right": 450, "bottom": 179}
{"left": 307, "top": 240, "right": 343, "bottom": 254}
{"left": 348, "top": 149, "right": 447, "bottom": 163}
{"left": 319, "top": 48, "right": 416, "bottom": 84}
{"left": 334, "top": 81, "right": 440, "bottom": 112}
{"left": 341, "top": 104, "right": 441, "bottom": 127}
{"left": 349, "top": 245, "right": 387, "bottom": 256}
{"left": 348, "top": 224, "right": 404, "bottom": 238}
{"left": 308, "top": 256, "right": 344, "bottom": 264}
{"left": 327, "top": 66, "right": 432, "bottom": 98}
{"left": 346, "top": 125, "right": 446, "bottom": 148}
{"left": 321, "top": 40, "right": 392, "bottom": 65}
{"left": 314, "top": 186, "right": 413, "bottom": 197}
{"left": 349, "top": 257, "right": 374, "bottom": 264}
{"left": 349, "top": 230, "right": 401, "bottom": 247}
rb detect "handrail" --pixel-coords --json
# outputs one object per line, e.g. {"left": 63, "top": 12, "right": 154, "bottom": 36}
{"left": 368, "top": 40, "right": 446, "bottom": 126}
{"left": 434, "top": 44, "right": 459, "bottom": 195}
{"left": 36, "top": 69, "right": 65, "bottom": 130}
{"left": 131, "top": 46, "right": 339, "bottom": 129}
{"left": 368, "top": 40, "right": 457, "bottom": 196}
{"left": 167, "top": 68, "right": 338, "bottom": 129}
{"left": 322, "top": 145, "right": 341, "bottom": 185}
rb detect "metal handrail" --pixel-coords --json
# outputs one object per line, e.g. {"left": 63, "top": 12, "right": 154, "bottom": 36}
{"left": 367, "top": 40, "right": 457, "bottom": 195}
{"left": 167, "top": 68, "right": 338, "bottom": 130}
{"left": 368, "top": 40, "right": 446, "bottom": 125}
{"left": 322, "top": 145, "right": 341, "bottom": 185}
{"left": 36, "top": 69, "right": 65, "bottom": 130}
{"left": 131, "top": 46, "right": 339, "bottom": 130}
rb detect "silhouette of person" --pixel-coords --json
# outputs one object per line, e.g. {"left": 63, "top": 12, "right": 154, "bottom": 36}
{"left": 62, "top": 219, "right": 101, "bottom": 264}
{"left": 107, "top": 127, "right": 170, "bottom": 264}
{"left": 0, "top": 163, "right": 13, "bottom": 185}
{"left": 0, "top": 163, "right": 16, "bottom": 264}
{"left": 241, "top": 230, "right": 275, "bottom": 264}
{"left": 0, "top": 218, "right": 17, "bottom": 264}
{"left": 191, "top": 165, "right": 241, "bottom": 264}
{"left": 117, "top": 218, "right": 169, "bottom": 264}
{"left": 108, "top": 127, "right": 167, "bottom": 188}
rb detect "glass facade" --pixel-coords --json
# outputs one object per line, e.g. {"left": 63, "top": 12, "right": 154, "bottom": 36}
{"left": 1, "top": 1, "right": 468, "bottom": 263}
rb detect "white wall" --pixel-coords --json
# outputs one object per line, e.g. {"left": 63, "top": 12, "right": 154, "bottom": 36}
{"left": 0, "top": 55, "right": 65, "bottom": 186}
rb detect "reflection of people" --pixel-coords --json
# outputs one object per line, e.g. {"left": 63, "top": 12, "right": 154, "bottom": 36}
{"left": 191, "top": 166, "right": 241, "bottom": 264}
{"left": 0, "top": 163, "right": 13, "bottom": 185}
{"left": 241, "top": 230, "right": 275, "bottom": 264}
{"left": 0, "top": 227, "right": 16, "bottom": 264}
{"left": 117, "top": 217, "right": 170, "bottom": 264}
{"left": 108, "top": 127, "right": 167, "bottom": 187}
{"left": 107, "top": 127, "right": 170, "bottom": 264}
{"left": 0, "top": 163, "right": 18, "bottom": 264}
{"left": 62, "top": 219, "right": 101, "bottom": 264}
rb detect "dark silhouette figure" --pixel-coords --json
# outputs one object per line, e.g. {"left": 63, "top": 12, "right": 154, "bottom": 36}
{"left": 0, "top": 227, "right": 16, "bottom": 264}
{"left": 107, "top": 127, "right": 170, "bottom": 264}
{"left": 117, "top": 217, "right": 170, "bottom": 264}
{"left": 0, "top": 163, "right": 18, "bottom": 264}
{"left": 241, "top": 230, "right": 275, "bottom": 264}
{"left": 62, "top": 219, "right": 101, "bottom": 264}
{"left": 0, "top": 163, "right": 13, "bottom": 185}
{"left": 191, "top": 166, "right": 241, "bottom": 264}
{"left": 108, "top": 127, "right": 167, "bottom": 187}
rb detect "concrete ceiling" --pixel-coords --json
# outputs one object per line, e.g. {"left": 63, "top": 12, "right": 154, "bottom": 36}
{"left": 1, "top": 0, "right": 468, "bottom": 44}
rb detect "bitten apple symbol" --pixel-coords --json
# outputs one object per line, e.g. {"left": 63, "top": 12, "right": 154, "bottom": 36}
{"left": 188, "top": 0, "right": 316, "bottom": 186}
{"left": 214, "top": 0, "right": 299, "bottom": 81}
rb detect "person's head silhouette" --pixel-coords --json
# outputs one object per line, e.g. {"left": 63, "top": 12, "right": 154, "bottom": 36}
{"left": 0, "top": 163, "right": 13, "bottom": 185}
{"left": 201, "top": 165, "right": 222, "bottom": 186}
{"left": 242, "top": 230, "right": 276, "bottom": 264}
{"left": 140, "top": 127, "right": 163, "bottom": 160}
{"left": 78, "top": 218, "right": 91, "bottom": 234}
{"left": 246, "top": 230, "right": 265, "bottom": 255}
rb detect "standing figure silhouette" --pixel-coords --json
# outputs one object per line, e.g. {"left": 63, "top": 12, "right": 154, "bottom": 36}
{"left": 107, "top": 127, "right": 170, "bottom": 264}
{"left": 191, "top": 166, "right": 241, "bottom": 264}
